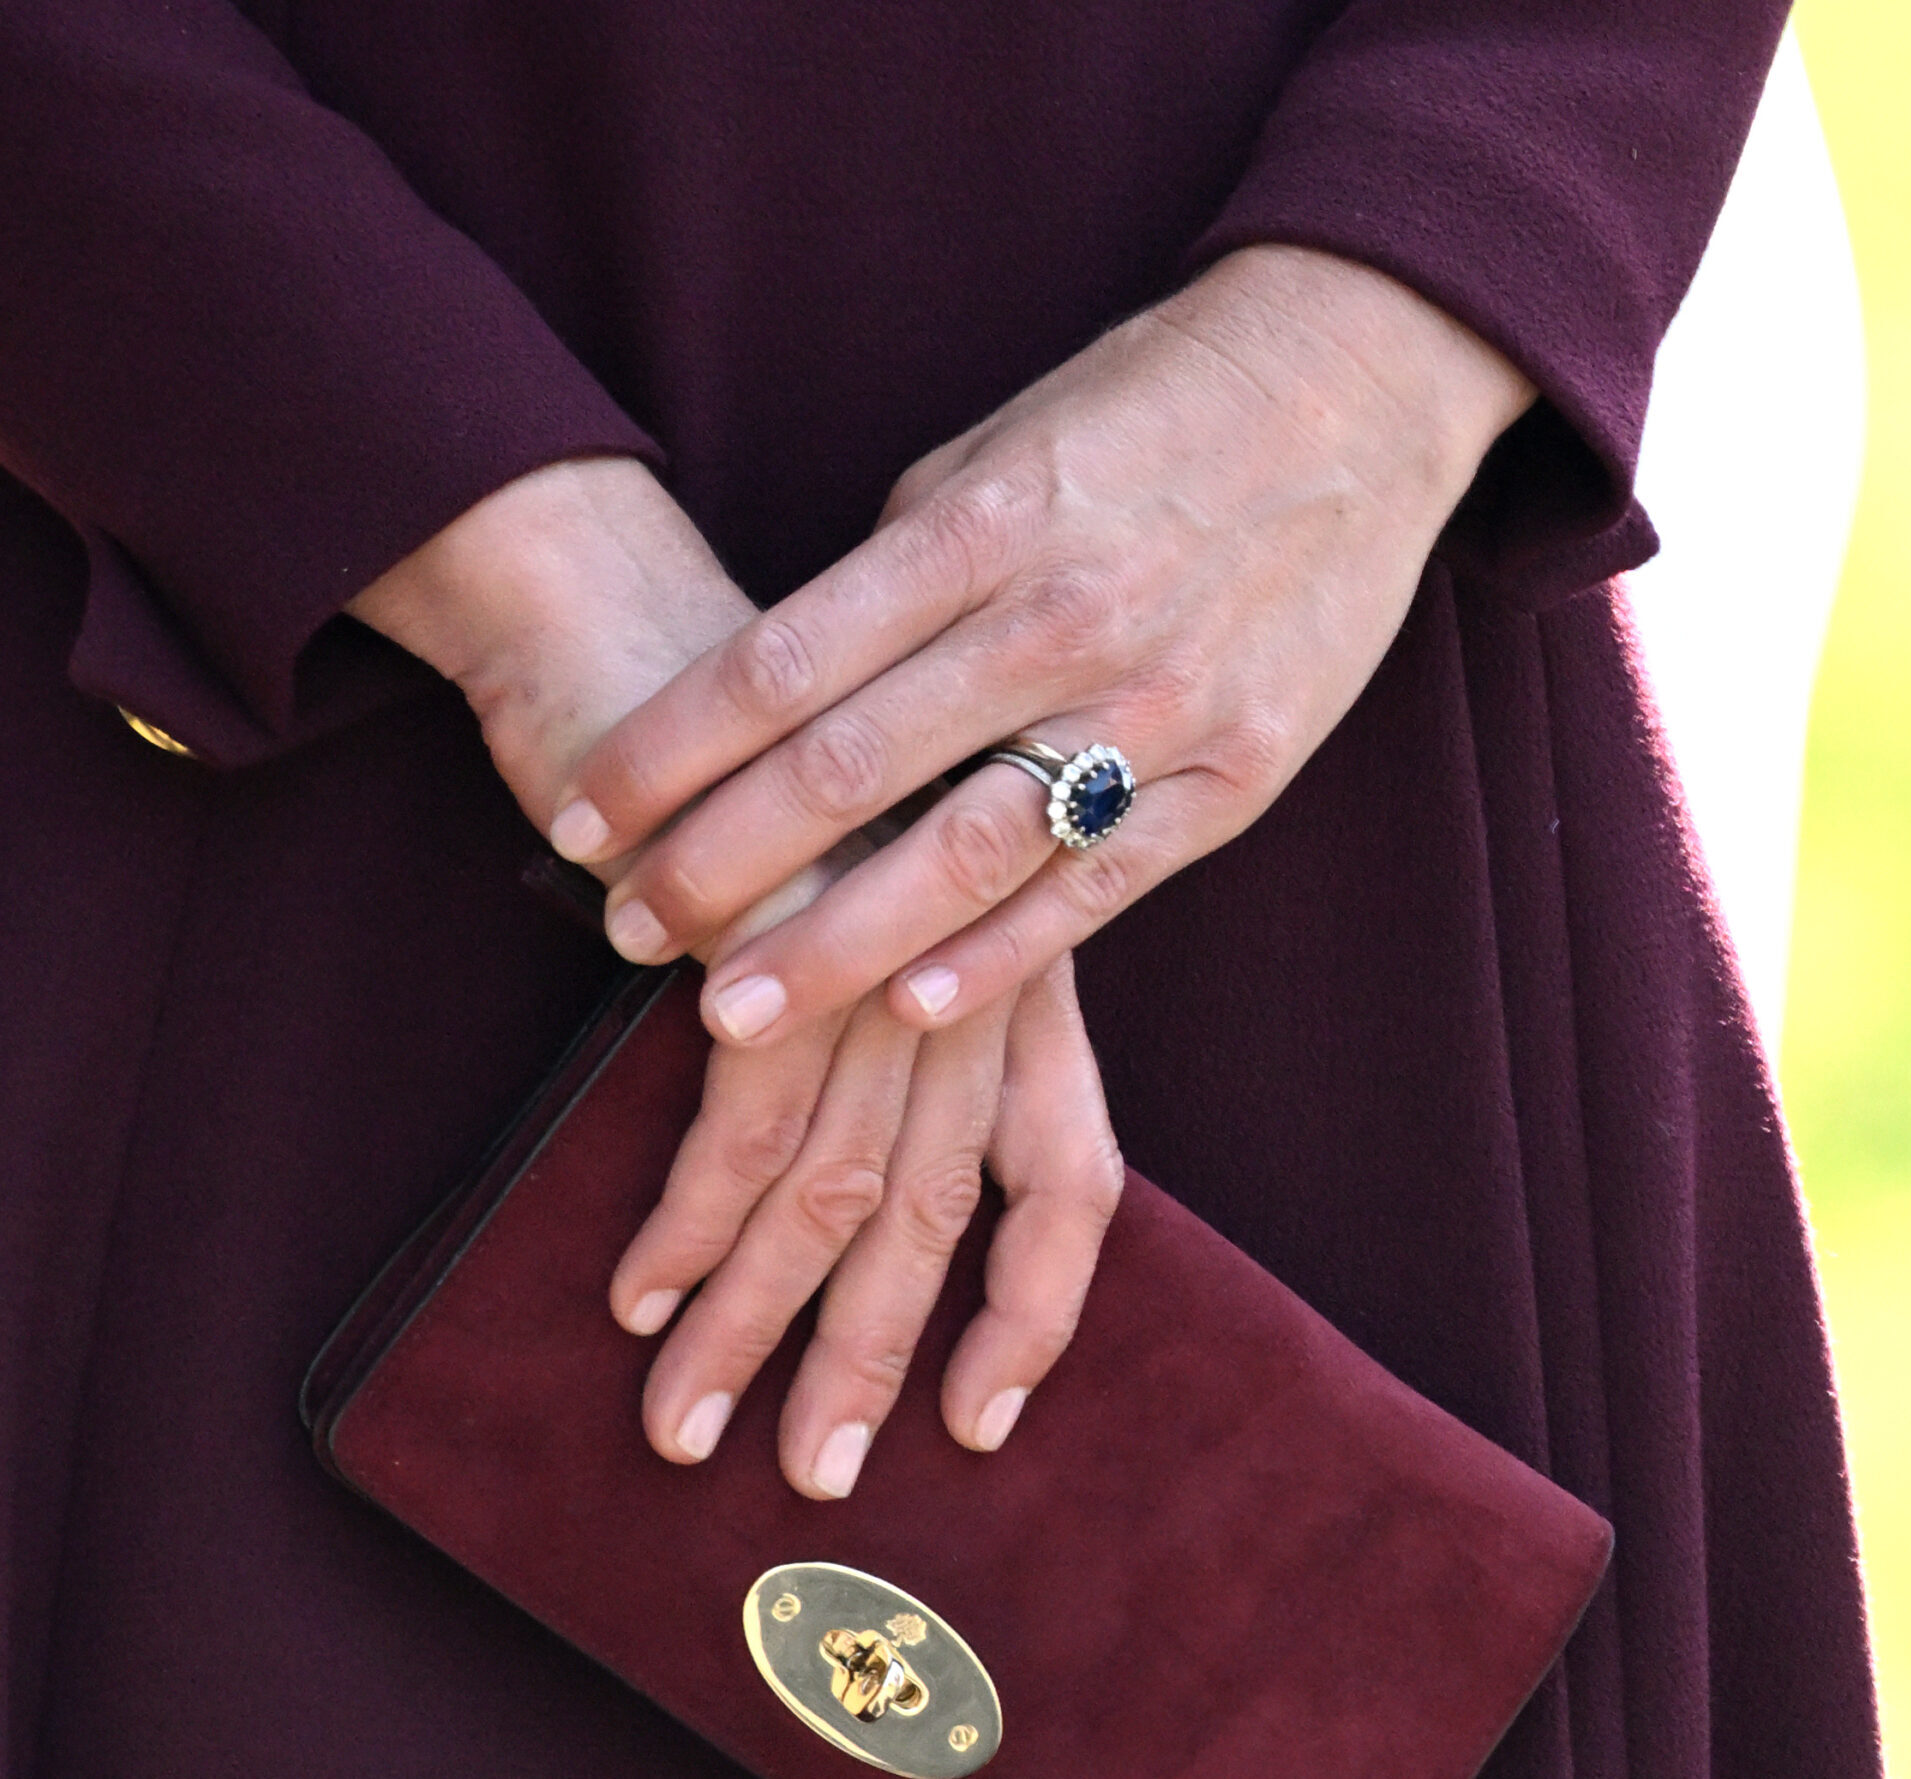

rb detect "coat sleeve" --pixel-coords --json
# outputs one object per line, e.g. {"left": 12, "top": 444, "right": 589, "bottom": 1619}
{"left": 0, "top": 0, "right": 658, "bottom": 768}
{"left": 1185, "top": 0, "right": 1792, "bottom": 610}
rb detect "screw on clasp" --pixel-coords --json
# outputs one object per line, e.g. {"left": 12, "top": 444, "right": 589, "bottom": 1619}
{"left": 819, "top": 1628, "right": 930, "bottom": 1722}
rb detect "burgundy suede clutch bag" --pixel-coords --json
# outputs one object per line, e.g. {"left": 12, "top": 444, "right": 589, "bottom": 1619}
{"left": 305, "top": 963, "right": 1612, "bottom": 1779}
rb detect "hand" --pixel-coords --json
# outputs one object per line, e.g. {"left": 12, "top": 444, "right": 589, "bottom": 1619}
{"left": 612, "top": 949, "right": 1120, "bottom": 1498}
{"left": 348, "top": 457, "right": 1123, "bottom": 1494}
{"left": 543, "top": 246, "right": 1537, "bottom": 1042}
{"left": 347, "top": 454, "right": 759, "bottom": 827}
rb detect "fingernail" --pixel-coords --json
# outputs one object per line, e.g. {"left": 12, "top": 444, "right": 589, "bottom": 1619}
{"left": 676, "top": 1390, "right": 734, "bottom": 1461}
{"left": 811, "top": 1421, "right": 873, "bottom": 1499}
{"left": 550, "top": 798, "right": 611, "bottom": 861}
{"left": 709, "top": 973, "right": 787, "bottom": 1041}
{"left": 974, "top": 1387, "right": 1028, "bottom": 1452}
{"left": 625, "top": 1288, "right": 682, "bottom": 1336}
{"left": 904, "top": 964, "right": 960, "bottom": 1018}
{"left": 608, "top": 898, "right": 668, "bottom": 961}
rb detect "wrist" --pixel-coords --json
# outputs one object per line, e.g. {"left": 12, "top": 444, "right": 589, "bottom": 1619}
{"left": 1165, "top": 244, "right": 1537, "bottom": 514}
{"left": 349, "top": 455, "right": 757, "bottom": 822}
{"left": 349, "top": 457, "right": 743, "bottom": 687}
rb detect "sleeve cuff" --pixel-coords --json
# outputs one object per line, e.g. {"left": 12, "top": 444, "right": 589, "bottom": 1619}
{"left": 0, "top": 0, "right": 662, "bottom": 767}
{"left": 64, "top": 390, "right": 655, "bottom": 770}
{"left": 1180, "top": 1, "right": 1784, "bottom": 609}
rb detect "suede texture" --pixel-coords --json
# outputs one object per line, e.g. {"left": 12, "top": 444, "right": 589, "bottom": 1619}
{"left": 315, "top": 971, "right": 1611, "bottom": 1779}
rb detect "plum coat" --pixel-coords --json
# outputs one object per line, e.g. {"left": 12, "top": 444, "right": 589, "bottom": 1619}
{"left": 0, "top": 0, "right": 1883, "bottom": 1774}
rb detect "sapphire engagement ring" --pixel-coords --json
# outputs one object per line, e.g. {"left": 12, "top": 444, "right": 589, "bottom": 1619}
{"left": 986, "top": 738, "right": 1137, "bottom": 850}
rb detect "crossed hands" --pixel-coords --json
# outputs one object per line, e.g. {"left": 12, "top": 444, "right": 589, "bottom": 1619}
{"left": 350, "top": 245, "right": 1534, "bottom": 1499}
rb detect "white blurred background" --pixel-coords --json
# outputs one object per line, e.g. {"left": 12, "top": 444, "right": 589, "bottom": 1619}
{"left": 1626, "top": 26, "right": 1866, "bottom": 1054}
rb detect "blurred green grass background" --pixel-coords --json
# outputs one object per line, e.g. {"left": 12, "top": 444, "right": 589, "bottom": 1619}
{"left": 1784, "top": 2, "right": 1910, "bottom": 1770}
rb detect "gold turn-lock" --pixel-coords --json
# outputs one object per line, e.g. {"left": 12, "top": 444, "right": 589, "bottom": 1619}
{"left": 821, "top": 1627, "right": 930, "bottom": 1721}
{"left": 744, "top": 1563, "right": 1001, "bottom": 1776}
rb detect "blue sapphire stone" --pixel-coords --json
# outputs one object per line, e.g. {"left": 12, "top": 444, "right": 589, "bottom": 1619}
{"left": 1071, "top": 761, "right": 1132, "bottom": 838}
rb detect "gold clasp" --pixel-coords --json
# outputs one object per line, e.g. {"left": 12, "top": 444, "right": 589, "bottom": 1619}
{"left": 117, "top": 707, "right": 199, "bottom": 760}
{"left": 743, "top": 1562, "right": 1002, "bottom": 1775}
{"left": 821, "top": 1628, "right": 929, "bottom": 1721}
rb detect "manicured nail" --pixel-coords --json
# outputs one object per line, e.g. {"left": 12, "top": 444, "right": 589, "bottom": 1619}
{"left": 625, "top": 1288, "right": 682, "bottom": 1336}
{"left": 811, "top": 1422, "right": 873, "bottom": 1499}
{"left": 709, "top": 973, "right": 787, "bottom": 1041}
{"left": 904, "top": 964, "right": 960, "bottom": 1018}
{"left": 974, "top": 1387, "right": 1028, "bottom": 1452}
{"left": 550, "top": 798, "right": 611, "bottom": 861}
{"left": 676, "top": 1391, "right": 734, "bottom": 1461}
{"left": 608, "top": 898, "right": 668, "bottom": 961}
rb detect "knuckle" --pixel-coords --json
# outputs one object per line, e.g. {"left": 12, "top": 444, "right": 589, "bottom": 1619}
{"left": 972, "top": 463, "right": 1050, "bottom": 536}
{"left": 996, "top": 1269, "right": 1093, "bottom": 1360}
{"left": 716, "top": 1305, "right": 796, "bottom": 1374}
{"left": 1026, "top": 1293, "right": 1089, "bottom": 1356}
{"left": 1069, "top": 1134, "right": 1127, "bottom": 1225}
{"left": 644, "top": 1221, "right": 735, "bottom": 1281}
{"left": 1215, "top": 706, "right": 1294, "bottom": 790}
{"left": 1016, "top": 563, "right": 1124, "bottom": 667}
{"left": 641, "top": 844, "right": 720, "bottom": 930}
{"left": 589, "top": 718, "right": 668, "bottom": 819}
{"left": 893, "top": 1159, "right": 985, "bottom": 1255}
{"left": 786, "top": 711, "right": 889, "bottom": 822}
{"left": 818, "top": 1329, "right": 916, "bottom": 1397}
{"left": 710, "top": 1110, "right": 812, "bottom": 1192}
{"left": 1055, "top": 842, "right": 1133, "bottom": 924}
{"left": 1122, "top": 653, "right": 1208, "bottom": 733}
{"left": 790, "top": 1161, "right": 888, "bottom": 1249}
{"left": 886, "top": 458, "right": 940, "bottom": 518}
{"left": 722, "top": 616, "right": 818, "bottom": 720}
{"left": 935, "top": 799, "right": 1030, "bottom": 906}
{"left": 975, "top": 915, "right": 1036, "bottom": 986}
{"left": 904, "top": 481, "right": 1015, "bottom": 590}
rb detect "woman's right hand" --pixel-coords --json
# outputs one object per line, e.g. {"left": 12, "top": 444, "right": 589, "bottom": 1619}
{"left": 346, "top": 457, "right": 1124, "bottom": 1496}
{"left": 346, "top": 454, "right": 761, "bottom": 826}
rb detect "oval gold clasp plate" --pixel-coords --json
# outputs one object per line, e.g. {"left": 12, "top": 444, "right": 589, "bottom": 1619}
{"left": 743, "top": 1562, "right": 1002, "bottom": 1776}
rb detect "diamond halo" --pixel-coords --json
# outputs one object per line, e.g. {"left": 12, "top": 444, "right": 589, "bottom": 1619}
{"left": 1044, "top": 743, "right": 1136, "bottom": 850}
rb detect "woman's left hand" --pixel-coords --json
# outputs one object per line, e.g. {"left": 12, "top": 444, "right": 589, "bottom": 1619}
{"left": 547, "top": 244, "right": 1538, "bottom": 1042}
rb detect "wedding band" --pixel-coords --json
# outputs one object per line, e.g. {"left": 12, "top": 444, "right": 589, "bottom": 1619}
{"left": 985, "top": 738, "right": 1137, "bottom": 850}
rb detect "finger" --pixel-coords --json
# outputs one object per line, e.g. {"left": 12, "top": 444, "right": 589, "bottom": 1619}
{"left": 942, "top": 954, "right": 1124, "bottom": 1448}
{"left": 609, "top": 837, "right": 877, "bottom": 1331}
{"left": 593, "top": 598, "right": 1069, "bottom": 970}
{"left": 607, "top": 1005, "right": 847, "bottom": 1334}
{"left": 639, "top": 996, "right": 920, "bottom": 1467}
{"left": 775, "top": 997, "right": 1015, "bottom": 1497}
{"left": 688, "top": 760, "right": 1057, "bottom": 1041}
{"left": 548, "top": 479, "right": 1036, "bottom": 867}
{"left": 696, "top": 702, "right": 1195, "bottom": 1033}
{"left": 597, "top": 552, "right": 1156, "bottom": 972}
{"left": 887, "top": 767, "right": 1239, "bottom": 1028}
